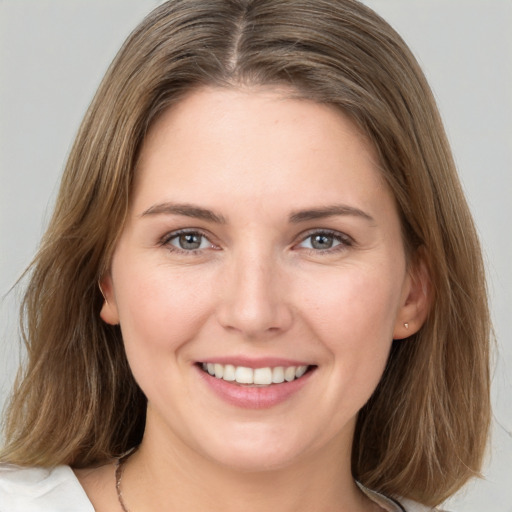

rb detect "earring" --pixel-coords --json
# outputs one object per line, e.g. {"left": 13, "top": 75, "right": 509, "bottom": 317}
{"left": 404, "top": 322, "right": 409, "bottom": 329}
{"left": 98, "top": 281, "right": 109, "bottom": 305}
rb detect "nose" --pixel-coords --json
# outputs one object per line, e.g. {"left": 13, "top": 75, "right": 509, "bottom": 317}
{"left": 215, "top": 247, "right": 293, "bottom": 339}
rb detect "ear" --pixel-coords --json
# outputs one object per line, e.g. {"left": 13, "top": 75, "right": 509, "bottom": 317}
{"left": 393, "top": 253, "right": 431, "bottom": 340}
{"left": 98, "top": 274, "right": 120, "bottom": 325}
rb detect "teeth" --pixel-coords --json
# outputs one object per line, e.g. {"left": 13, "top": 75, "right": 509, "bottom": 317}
{"left": 284, "top": 366, "right": 296, "bottom": 382}
{"left": 295, "top": 365, "right": 308, "bottom": 378}
{"left": 253, "top": 367, "right": 272, "bottom": 385}
{"left": 272, "top": 366, "right": 285, "bottom": 383}
{"left": 223, "top": 364, "right": 236, "bottom": 381}
{"left": 201, "top": 363, "right": 310, "bottom": 386}
{"left": 235, "top": 366, "right": 253, "bottom": 384}
{"left": 214, "top": 363, "right": 224, "bottom": 378}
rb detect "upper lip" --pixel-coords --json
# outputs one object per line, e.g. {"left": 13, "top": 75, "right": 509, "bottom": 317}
{"left": 197, "top": 357, "right": 314, "bottom": 368}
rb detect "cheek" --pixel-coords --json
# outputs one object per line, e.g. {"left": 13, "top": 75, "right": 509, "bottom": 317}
{"left": 113, "top": 263, "right": 214, "bottom": 357}
{"left": 296, "top": 263, "right": 404, "bottom": 377}
{"left": 299, "top": 267, "right": 403, "bottom": 420}
{"left": 301, "top": 263, "right": 402, "bottom": 335}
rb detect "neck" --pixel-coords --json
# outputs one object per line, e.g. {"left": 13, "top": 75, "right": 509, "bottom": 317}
{"left": 120, "top": 425, "right": 375, "bottom": 512}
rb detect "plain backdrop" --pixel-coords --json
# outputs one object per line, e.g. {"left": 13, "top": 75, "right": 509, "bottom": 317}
{"left": 1, "top": 1, "right": 511, "bottom": 510}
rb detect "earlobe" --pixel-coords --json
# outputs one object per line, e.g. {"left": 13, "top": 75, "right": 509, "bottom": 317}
{"left": 393, "top": 255, "right": 431, "bottom": 340}
{"left": 98, "top": 275, "right": 120, "bottom": 325}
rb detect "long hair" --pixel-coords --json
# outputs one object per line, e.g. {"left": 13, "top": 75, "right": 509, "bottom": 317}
{"left": 1, "top": 0, "right": 490, "bottom": 506}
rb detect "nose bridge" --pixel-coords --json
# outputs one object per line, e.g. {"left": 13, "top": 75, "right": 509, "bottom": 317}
{"left": 216, "top": 241, "right": 292, "bottom": 337}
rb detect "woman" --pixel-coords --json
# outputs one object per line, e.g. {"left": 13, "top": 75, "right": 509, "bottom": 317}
{"left": 0, "top": 1, "right": 491, "bottom": 511}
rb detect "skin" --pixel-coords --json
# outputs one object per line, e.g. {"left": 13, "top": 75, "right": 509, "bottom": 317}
{"left": 77, "top": 86, "right": 429, "bottom": 512}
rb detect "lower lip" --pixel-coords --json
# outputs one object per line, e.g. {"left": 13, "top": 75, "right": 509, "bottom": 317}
{"left": 196, "top": 366, "right": 315, "bottom": 409}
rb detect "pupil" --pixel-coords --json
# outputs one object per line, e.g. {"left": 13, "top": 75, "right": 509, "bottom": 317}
{"left": 179, "top": 233, "right": 201, "bottom": 250}
{"left": 312, "top": 234, "right": 333, "bottom": 249}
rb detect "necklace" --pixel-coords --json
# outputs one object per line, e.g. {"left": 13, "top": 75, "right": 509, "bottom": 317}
{"left": 115, "top": 448, "right": 137, "bottom": 512}
{"left": 115, "top": 449, "right": 394, "bottom": 512}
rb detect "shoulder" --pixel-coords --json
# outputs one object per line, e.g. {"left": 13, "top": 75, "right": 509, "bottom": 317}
{"left": 400, "top": 498, "right": 450, "bottom": 512}
{"left": 0, "top": 464, "right": 94, "bottom": 512}
{"left": 357, "top": 482, "right": 449, "bottom": 512}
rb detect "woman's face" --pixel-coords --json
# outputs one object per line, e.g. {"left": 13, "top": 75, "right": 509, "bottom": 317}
{"left": 101, "top": 87, "right": 425, "bottom": 472}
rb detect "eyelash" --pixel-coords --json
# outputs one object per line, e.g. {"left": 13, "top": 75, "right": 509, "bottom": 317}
{"left": 296, "top": 229, "right": 354, "bottom": 254}
{"left": 159, "top": 228, "right": 354, "bottom": 255}
{"left": 159, "top": 229, "right": 217, "bottom": 255}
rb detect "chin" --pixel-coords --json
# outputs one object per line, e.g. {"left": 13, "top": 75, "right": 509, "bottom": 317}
{"left": 209, "top": 447, "right": 301, "bottom": 473}
{"left": 197, "top": 426, "right": 319, "bottom": 473}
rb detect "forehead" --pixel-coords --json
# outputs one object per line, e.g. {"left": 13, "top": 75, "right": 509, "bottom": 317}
{"left": 139, "top": 85, "right": 376, "bottom": 164}
{"left": 133, "top": 86, "right": 391, "bottom": 218}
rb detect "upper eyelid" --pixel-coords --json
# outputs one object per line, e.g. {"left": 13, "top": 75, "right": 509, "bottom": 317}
{"left": 295, "top": 228, "right": 353, "bottom": 243}
{"left": 161, "top": 227, "right": 213, "bottom": 243}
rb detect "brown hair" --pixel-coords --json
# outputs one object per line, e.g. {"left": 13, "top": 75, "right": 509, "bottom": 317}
{"left": 1, "top": 0, "right": 490, "bottom": 506}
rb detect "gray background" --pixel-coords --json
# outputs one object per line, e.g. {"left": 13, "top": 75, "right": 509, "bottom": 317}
{"left": 1, "top": 1, "right": 511, "bottom": 510}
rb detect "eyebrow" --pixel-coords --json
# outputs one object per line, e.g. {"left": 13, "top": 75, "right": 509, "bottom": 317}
{"left": 140, "top": 202, "right": 227, "bottom": 223}
{"left": 140, "top": 202, "right": 374, "bottom": 225}
{"left": 289, "top": 205, "right": 375, "bottom": 224}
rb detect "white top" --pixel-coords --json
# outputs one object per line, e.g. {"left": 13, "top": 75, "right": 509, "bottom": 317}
{"left": 0, "top": 464, "right": 441, "bottom": 512}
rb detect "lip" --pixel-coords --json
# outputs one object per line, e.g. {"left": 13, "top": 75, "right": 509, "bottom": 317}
{"left": 196, "top": 361, "right": 316, "bottom": 409}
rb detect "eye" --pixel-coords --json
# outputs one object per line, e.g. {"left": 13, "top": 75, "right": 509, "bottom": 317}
{"left": 296, "top": 230, "right": 352, "bottom": 252}
{"left": 164, "top": 230, "right": 214, "bottom": 252}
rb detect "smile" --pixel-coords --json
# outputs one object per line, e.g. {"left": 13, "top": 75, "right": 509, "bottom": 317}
{"left": 200, "top": 363, "right": 310, "bottom": 386}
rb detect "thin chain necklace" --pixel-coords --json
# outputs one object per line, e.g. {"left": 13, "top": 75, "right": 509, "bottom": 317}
{"left": 114, "top": 449, "right": 391, "bottom": 512}
{"left": 115, "top": 448, "right": 137, "bottom": 512}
